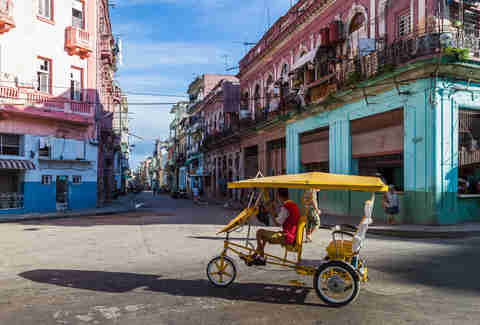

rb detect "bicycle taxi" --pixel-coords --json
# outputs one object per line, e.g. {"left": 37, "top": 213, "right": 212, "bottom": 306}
{"left": 206, "top": 172, "right": 388, "bottom": 307}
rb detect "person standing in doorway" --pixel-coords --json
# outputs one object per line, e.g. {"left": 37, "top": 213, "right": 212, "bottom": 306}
{"left": 305, "top": 189, "right": 322, "bottom": 242}
{"left": 383, "top": 185, "right": 400, "bottom": 224}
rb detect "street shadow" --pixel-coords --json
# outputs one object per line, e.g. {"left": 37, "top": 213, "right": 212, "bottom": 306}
{"left": 19, "top": 269, "right": 327, "bottom": 307}
{"left": 365, "top": 236, "right": 480, "bottom": 294}
{"left": 17, "top": 212, "right": 184, "bottom": 227}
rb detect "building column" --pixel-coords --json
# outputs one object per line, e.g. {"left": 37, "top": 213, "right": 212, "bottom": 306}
{"left": 433, "top": 86, "right": 458, "bottom": 224}
{"left": 286, "top": 126, "right": 300, "bottom": 174}
{"left": 259, "top": 140, "right": 267, "bottom": 176}
{"left": 329, "top": 118, "right": 351, "bottom": 174}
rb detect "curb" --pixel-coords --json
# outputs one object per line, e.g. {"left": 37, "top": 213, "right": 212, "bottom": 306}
{"left": 0, "top": 207, "right": 136, "bottom": 223}
{"left": 367, "top": 228, "right": 480, "bottom": 239}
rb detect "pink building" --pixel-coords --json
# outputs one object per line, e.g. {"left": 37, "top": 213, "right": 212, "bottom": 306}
{"left": 0, "top": 0, "right": 118, "bottom": 214}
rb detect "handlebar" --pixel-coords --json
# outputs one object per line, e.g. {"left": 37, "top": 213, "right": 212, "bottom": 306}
{"left": 319, "top": 224, "right": 358, "bottom": 232}
{"left": 332, "top": 230, "right": 355, "bottom": 238}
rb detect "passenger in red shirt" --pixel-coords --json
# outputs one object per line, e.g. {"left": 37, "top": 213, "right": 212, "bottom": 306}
{"left": 251, "top": 188, "right": 300, "bottom": 266}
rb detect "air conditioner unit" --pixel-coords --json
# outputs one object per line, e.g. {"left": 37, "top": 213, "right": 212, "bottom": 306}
{"left": 239, "top": 110, "right": 251, "bottom": 120}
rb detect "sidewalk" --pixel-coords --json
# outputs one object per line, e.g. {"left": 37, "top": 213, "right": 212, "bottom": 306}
{"left": 0, "top": 194, "right": 136, "bottom": 223}
{"left": 368, "top": 223, "right": 480, "bottom": 238}
{"left": 319, "top": 213, "right": 480, "bottom": 238}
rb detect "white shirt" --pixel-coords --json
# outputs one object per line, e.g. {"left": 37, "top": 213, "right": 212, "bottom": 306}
{"left": 276, "top": 206, "right": 289, "bottom": 225}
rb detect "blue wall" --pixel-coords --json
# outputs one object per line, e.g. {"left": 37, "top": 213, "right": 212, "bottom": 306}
{"left": 286, "top": 77, "right": 480, "bottom": 225}
{"left": 69, "top": 182, "right": 98, "bottom": 210}
{"left": 24, "top": 182, "right": 57, "bottom": 213}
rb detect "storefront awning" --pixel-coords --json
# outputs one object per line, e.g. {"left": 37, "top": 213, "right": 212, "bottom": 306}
{"left": 0, "top": 159, "right": 35, "bottom": 170}
{"left": 292, "top": 47, "right": 319, "bottom": 71}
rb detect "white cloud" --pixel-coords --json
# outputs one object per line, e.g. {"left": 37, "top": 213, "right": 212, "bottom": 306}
{"left": 122, "top": 41, "right": 230, "bottom": 69}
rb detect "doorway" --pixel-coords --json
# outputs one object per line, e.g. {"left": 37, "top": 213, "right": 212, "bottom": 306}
{"left": 56, "top": 175, "right": 69, "bottom": 211}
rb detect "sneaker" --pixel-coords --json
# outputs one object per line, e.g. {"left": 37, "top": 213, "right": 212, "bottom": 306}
{"left": 252, "top": 257, "right": 266, "bottom": 266}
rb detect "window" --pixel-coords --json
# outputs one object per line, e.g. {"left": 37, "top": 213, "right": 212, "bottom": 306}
{"left": 72, "top": 0, "right": 84, "bottom": 29}
{"left": 39, "top": 137, "right": 51, "bottom": 158}
{"left": 458, "top": 109, "right": 480, "bottom": 194}
{"left": 0, "top": 134, "right": 21, "bottom": 156}
{"left": 37, "top": 57, "right": 52, "bottom": 94}
{"left": 397, "top": 11, "right": 411, "bottom": 37}
{"left": 0, "top": 172, "right": 23, "bottom": 209}
{"left": 38, "top": 0, "right": 53, "bottom": 20}
{"left": 72, "top": 176, "right": 82, "bottom": 184}
{"left": 70, "top": 67, "right": 83, "bottom": 101}
{"left": 42, "top": 175, "right": 52, "bottom": 185}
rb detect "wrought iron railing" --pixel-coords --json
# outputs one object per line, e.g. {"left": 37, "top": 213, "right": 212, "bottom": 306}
{"left": 0, "top": 193, "right": 23, "bottom": 210}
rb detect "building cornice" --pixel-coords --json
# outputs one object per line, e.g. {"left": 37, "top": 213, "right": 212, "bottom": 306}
{"left": 239, "top": 0, "right": 336, "bottom": 81}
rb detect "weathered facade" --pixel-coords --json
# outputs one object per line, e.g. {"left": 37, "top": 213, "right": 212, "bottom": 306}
{"left": 201, "top": 79, "right": 242, "bottom": 200}
{"left": 0, "top": 0, "right": 106, "bottom": 214}
{"left": 96, "top": 0, "right": 122, "bottom": 205}
{"left": 241, "top": 0, "right": 480, "bottom": 225}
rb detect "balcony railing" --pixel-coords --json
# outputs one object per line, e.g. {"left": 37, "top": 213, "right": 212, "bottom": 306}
{"left": 21, "top": 89, "right": 93, "bottom": 114}
{"left": 101, "top": 38, "right": 114, "bottom": 63}
{"left": 0, "top": 0, "right": 14, "bottom": 35}
{"left": 65, "top": 26, "right": 92, "bottom": 59}
{"left": 71, "top": 101, "right": 92, "bottom": 114}
{"left": 0, "top": 192, "right": 23, "bottom": 210}
{"left": 0, "top": 85, "right": 19, "bottom": 99}
{"left": 303, "top": 30, "right": 480, "bottom": 106}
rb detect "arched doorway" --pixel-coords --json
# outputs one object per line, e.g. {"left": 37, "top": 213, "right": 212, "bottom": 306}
{"left": 265, "top": 75, "right": 274, "bottom": 111}
{"left": 348, "top": 12, "right": 367, "bottom": 57}
{"left": 254, "top": 84, "right": 261, "bottom": 119}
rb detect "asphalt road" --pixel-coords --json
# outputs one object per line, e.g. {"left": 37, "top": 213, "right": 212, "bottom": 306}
{"left": 0, "top": 192, "right": 479, "bottom": 325}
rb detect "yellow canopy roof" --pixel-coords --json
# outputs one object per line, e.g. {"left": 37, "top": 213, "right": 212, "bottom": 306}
{"left": 228, "top": 172, "right": 388, "bottom": 192}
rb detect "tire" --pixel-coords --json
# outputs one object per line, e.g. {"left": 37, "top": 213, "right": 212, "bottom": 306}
{"left": 206, "top": 255, "right": 237, "bottom": 287}
{"left": 313, "top": 261, "right": 360, "bottom": 307}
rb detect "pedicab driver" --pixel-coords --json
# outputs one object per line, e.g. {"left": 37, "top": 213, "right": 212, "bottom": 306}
{"left": 251, "top": 188, "right": 300, "bottom": 265}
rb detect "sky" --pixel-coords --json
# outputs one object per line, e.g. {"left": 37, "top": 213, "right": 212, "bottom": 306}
{"left": 111, "top": 0, "right": 296, "bottom": 169}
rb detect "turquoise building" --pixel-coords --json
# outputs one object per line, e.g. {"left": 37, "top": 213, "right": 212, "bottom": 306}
{"left": 286, "top": 60, "right": 480, "bottom": 225}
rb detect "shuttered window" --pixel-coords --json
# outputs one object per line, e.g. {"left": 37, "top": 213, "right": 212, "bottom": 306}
{"left": 72, "top": 0, "right": 84, "bottom": 29}
{"left": 300, "top": 127, "right": 329, "bottom": 166}
{"left": 397, "top": 11, "right": 411, "bottom": 37}
{"left": 38, "top": 0, "right": 52, "bottom": 19}
{"left": 70, "top": 67, "right": 83, "bottom": 101}
{"left": 0, "top": 134, "right": 21, "bottom": 156}
{"left": 37, "top": 58, "right": 51, "bottom": 94}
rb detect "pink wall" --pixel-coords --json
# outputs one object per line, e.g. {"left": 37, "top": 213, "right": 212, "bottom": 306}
{"left": 203, "top": 75, "right": 238, "bottom": 98}
{"left": 240, "top": 0, "right": 432, "bottom": 93}
{"left": 0, "top": 113, "right": 89, "bottom": 140}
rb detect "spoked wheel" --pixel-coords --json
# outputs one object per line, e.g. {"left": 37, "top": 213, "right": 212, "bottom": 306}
{"left": 313, "top": 261, "right": 360, "bottom": 307}
{"left": 206, "top": 255, "right": 237, "bottom": 287}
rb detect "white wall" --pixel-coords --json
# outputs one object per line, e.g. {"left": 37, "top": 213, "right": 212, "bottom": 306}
{"left": 0, "top": 1, "right": 92, "bottom": 96}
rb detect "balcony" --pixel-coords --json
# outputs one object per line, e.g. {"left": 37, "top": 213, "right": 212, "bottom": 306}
{"left": 299, "top": 29, "right": 480, "bottom": 109}
{"left": 65, "top": 26, "right": 92, "bottom": 59}
{"left": 101, "top": 37, "right": 114, "bottom": 64}
{"left": 0, "top": 88, "right": 94, "bottom": 115}
{"left": 0, "top": 0, "right": 14, "bottom": 35}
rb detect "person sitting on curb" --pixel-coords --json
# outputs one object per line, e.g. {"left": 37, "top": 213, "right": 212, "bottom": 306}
{"left": 246, "top": 188, "right": 301, "bottom": 266}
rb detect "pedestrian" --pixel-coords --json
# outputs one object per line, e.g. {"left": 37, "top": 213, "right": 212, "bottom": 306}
{"left": 192, "top": 181, "right": 199, "bottom": 203}
{"left": 383, "top": 185, "right": 400, "bottom": 225}
{"left": 304, "top": 189, "right": 321, "bottom": 242}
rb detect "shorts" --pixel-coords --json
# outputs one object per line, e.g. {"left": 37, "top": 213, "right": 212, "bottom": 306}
{"left": 386, "top": 206, "right": 399, "bottom": 215}
{"left": 261, "top": 230, "right": 286, "bottom": 245}
{"left": 307, "top": 209, "right": 321, "bottom": 229}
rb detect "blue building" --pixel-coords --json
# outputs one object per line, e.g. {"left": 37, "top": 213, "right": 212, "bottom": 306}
{"left": 0, "top": 134, "right": 97, "bottom": 215}
{"left": 286, "top": 56, "right": 480, "bottom": 225}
